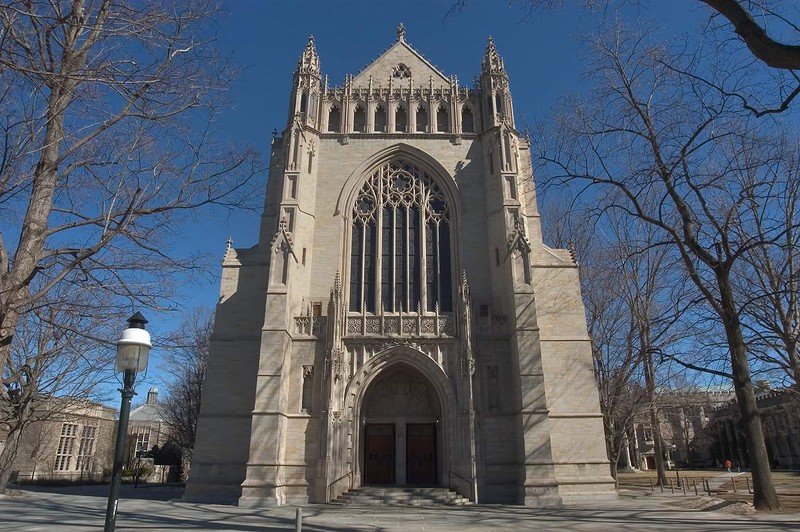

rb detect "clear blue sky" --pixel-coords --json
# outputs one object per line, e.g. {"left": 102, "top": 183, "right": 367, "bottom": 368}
{"left": 140, "top": 0, "right": 707, "bottom": 392}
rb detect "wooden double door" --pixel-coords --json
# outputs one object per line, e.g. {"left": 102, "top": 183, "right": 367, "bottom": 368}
{"left": 363, "top": 423, "right": 437, "bottom": 485}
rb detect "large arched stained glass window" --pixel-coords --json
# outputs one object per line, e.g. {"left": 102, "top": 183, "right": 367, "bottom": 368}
{"left": 350, "top": 160, "right": 453, "bottom": 314}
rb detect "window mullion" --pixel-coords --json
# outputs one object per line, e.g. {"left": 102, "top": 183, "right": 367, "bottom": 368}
{"left": 401, "top": 205, "right": 410, "bottom": 312}
{"left": 391, "top": 208, "right": 398, "bottom": 312}
{"left": 420, "top": 216, "right": 428, "bottom": 312}
{"left": 376, "top": 205, "right": 383, "bottom": 312}
{"left": 436, "top": 221, "right": 442, "bottom": 308}
{"left": 360, "top": 223, "right": 366, "bottom": 313}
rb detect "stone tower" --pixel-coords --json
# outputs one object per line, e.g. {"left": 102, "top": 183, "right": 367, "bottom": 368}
{"left": 185, "top": 27, "right": 616, "bottom": 506}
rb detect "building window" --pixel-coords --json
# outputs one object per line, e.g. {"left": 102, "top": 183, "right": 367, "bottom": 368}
{"left": 437, "top": 106, "right": 449, "bottom": 133}
{"left": 375, "top": 105, "right": 387, "bottom": 132}
{"left": 462, "top": 107, "right": 474, "bottom": 133}
{"left": 495, "top": 92, "right": 503, "bottom": 114}
{"left": 416, "top": 106, "right": 428, "bottom": 132}
{"left": 135, "top": 431, "right": 150, "bottom": 455}
{"left": 55, "top": 423, "right": 78, "bottom": 471}
{"left": 76, "top": 426, "right": 97, "bottom": 472}
{"left": 299, "top": 92, "right": 308, "bottom": 114}
{"left": 328, "top": 106, "right": 341, "bottom": 132}
{"left": 349, "top": 160, "right": 453, "bottom": 313}
{"left": 353, "top": 105, "right": 366, "bottom": 132}
{"left": 395, "top": 106, "right": 407, "bottom": 132}
{"left": 393, "top": 63, "right": 411, "bottom": 78}
{"left": 642, "top": 424, "right": 654, "bottom": 444}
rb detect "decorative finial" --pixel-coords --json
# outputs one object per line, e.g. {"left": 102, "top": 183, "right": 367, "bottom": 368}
{"left": 223, "top": 237, "right": 235, "bottom": 262}
{"left": 297, "top": 34, "right": 320, "bottom": 74}
{"left": 397, "top": 23, "right": 406, "bottom": 41}
{"left": 482, "top": 35, "right": 505, "bottom": 74}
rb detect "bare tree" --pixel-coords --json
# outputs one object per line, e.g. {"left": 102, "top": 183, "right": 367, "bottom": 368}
{"left": 543, "top": 202, "right": 689, "bottom": 483}
{"left": 0, "top": 0, "right": 260, "bottom": 397}
{"left": 734, "top": 152, "right": 800, "bottom": 390}
{"left": 449, "top": 1, "right": 800, "bottom": 114}
{"left": 0, "top": 285, "right": 117, "bottom": 492}
{"left": 159, "top": 307, "right": 211, "bottom": 469}
{"left": 537, "top": 23, "right": 791, "bottom": 509}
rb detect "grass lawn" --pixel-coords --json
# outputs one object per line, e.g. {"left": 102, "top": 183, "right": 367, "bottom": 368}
{"left": 617, "top": 469, "right": 800, "bottom": 513}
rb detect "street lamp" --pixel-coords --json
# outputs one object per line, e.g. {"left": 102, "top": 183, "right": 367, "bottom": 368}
{"left": 104, "top": 312, "right": 151, "bottom": 532}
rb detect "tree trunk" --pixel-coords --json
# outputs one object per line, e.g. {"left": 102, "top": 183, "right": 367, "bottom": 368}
{"left": 0, "top": 23, "right": 83, "bottom": 383}
{"left": 718, "top": 271, "right": 781, "bottom": 510}
{"left": 0, "top": 425, "right": 24, "bottom": 494}
{"left": 643, "top": 351, "right": 668, "bottom": 486}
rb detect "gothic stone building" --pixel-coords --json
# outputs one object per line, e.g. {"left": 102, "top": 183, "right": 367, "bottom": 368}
{"left": 185, "top": 27, "right": 615, "bottom": 506}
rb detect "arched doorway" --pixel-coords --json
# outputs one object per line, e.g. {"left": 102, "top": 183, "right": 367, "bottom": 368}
{"left": 361, "top": 365, "right": 442, "bottom": 486}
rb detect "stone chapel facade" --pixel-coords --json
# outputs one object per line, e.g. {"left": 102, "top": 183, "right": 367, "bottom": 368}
{"left": 184, "top": 26, "right": 616, "bottom": 506}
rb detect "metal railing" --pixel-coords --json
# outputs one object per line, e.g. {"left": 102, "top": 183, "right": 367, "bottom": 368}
{"left": 327, "top": 470, "right": 353, "bottom": 503}
{"left": 448, "top": 470, "right": 475, "bottom": 502}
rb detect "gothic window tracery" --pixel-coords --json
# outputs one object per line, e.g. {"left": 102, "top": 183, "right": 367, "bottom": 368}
{"left": 436, "top": 105, "right": 449, "bottom": 133}
{"left": 328, "top": 106, "right": 341, "bottom": 132}
{"left": 395, "top": 106, "right": 407, "bottom": 132}
{"left": 416, "top": 106, "right": 428, "bottom": 132}
{"left": 375, "top": 105, "right": 387, "bottom": 132}
{"left": 350, "top": 160, "right": 453, "bottom": 314}
{"left": 392, "top": 63, "right": 411, "bottom": 79}
{"left": 354, "top": 105, "right": 366, "bottom": 132}
{"left": 461, "top": 107, "right": 475, "bottom": 133}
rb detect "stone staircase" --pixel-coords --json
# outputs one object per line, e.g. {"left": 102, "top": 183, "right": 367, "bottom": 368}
{"left": 332, "top": 486, "right": 472, "bottom": 506}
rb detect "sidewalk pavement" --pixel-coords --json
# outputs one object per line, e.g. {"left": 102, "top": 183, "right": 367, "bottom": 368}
{"left": 707, "top": 472, "right": 747, "bottom": 491}
{"left": 1, "top": 484, "right": 799, "bottom": 531}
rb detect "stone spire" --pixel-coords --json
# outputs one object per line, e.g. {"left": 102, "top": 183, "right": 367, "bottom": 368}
{"left": 297, "top": 34, "right": 320, "bottom": 75}
{"left": 482, "top": 36, "right": 506, "bottom": 75}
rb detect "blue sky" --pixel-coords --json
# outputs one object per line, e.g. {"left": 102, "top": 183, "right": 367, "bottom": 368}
{"left": 139, "top": 0, "right": 708, "bottom": 392}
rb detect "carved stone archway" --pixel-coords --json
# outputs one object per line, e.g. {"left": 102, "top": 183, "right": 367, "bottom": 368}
{"left": 361, "top": 366, "right": 441, "bottom": 485}
{"left": 342, "top": 345, "right": 459, "bottom": 488}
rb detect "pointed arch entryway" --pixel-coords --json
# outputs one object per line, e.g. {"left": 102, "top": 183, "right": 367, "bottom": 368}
{"left": 343, "top": 345, "right": 458, "bottom": 488}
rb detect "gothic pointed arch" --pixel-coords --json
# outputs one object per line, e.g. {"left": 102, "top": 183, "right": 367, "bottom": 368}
{"left": 337, "top": 145, "right": 461, "bottom": 313}
{"left": 343, "top": 345, "right": 456, "bottom": 424}
{"left": 335, "top": 143, "right": 461, "bottom": 218}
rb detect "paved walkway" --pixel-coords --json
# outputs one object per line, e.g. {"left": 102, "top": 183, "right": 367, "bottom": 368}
{"left": 707, "top": 472, "right": 747, "bottom": 491}
{"left": 1, "top": 484, "right": 799, "bottom": 531}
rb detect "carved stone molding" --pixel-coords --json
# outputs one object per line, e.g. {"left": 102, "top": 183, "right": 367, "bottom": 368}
{"left": 326, "top": 348, "right": 344, "bottom": 381}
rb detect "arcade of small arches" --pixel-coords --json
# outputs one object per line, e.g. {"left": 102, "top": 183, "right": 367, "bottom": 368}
{"left": 325, "top": 102, "right": 478, "bottom": 135}
{"left": 294, "top": 77, "right": 511, "bottom": 136}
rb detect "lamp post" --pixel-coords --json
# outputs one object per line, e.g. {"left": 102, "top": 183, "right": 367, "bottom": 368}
{"left": 104, "top": 312, "right": 151, "bottom": 532}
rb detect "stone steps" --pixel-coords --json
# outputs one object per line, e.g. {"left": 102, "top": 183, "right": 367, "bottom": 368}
{"left": 332, "top": 486, "right": 472, "bottom": 506}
